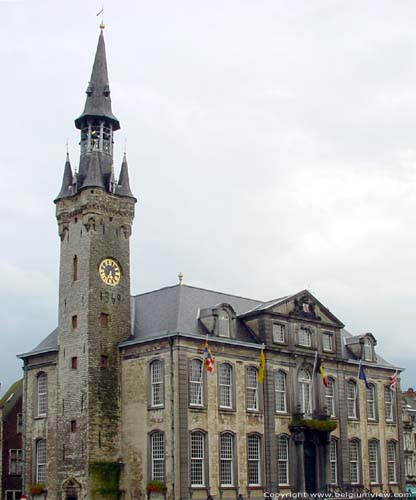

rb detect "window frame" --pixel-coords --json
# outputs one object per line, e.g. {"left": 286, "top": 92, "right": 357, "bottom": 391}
{"left": 347, "top": 380, "right": 358, "bottom": 419}
{"left": 368, "top": 440, "right": 380, "bottom": 484}
{"left": 325, "top": 377, "right": 336, "bottom": 417}
{"left": 149, "top": 359, "right": 165, "bottom": 409}
{"left": 190, "top": 430, "right": 206, "bottom": 488}
{"left": 189, "top": 358, "right": 205, "bottom": 408}
{"left": 36, "top": 439, "right": 47, "bottom": 483}
{"left": 277, "top": 435, "right": 289, "bottom": 486}
{"left": 329, "top": 438, "right": 338, "bottom": 485}
{"left": 385, "top": 386, "right": 395, "bottom": 422}
{"left": 272, "top": 322, "right": 286, "bottom": 344}
{"left": 36, "top": 372, "right": 48, "bottom": 418}
{"left": 219, "top": 431, "right": 236, "bottom": 487}
{"left": 275, "top": 370, "right": 288, "bottom": 414}
{"left": 218, "top": 363, "right": 234, "bottom": 410}
{"left": 298, "top": 326, "right": 312, "bottom": 347}
{"left": 9, "top": 449, "right": 22, "bottom": 476}
{"left": 366, "top": 383, "right": 377, "bottom": 421}
{"left": 149, "top": 431, "right": 165, "bottom": 482}
{"left": 349, "top": 439, "right": 361, "bottom": 485}
{"left": 322, "top": 332, "right": 334, "bottom": 352}
{"left": 247, "top": 433, "right": 262, "bottom": 487}
{"left": 387, "top": 441, "right": 398, "bottom": 484}
{"left": 363, "top": 337, "right": 373, "bottom": 361}
{"left": 246, "top": 366, "right": 259, "bottom": 412}
{"left": 298, "top": 368, "right": 312, "bottom": 415}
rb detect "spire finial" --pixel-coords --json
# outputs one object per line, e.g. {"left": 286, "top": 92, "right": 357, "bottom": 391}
{"left": 178, "top": 272, "right": 184, "bottom": 286}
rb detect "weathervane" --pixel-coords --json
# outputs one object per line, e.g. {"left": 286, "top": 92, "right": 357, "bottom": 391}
{"left": 97, "top": 6, "right": 105, "bottom": 30}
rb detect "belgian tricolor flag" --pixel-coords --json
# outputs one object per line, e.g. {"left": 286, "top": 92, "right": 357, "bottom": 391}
{"left": 316, "top": 355, "right": 328, "bottom": 388}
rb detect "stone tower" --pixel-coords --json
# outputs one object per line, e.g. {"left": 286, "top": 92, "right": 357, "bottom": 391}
{"left": 54, "top": 26, "right": 136, "bottom": 499}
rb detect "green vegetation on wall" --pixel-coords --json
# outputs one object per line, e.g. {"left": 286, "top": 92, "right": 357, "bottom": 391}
{"left": 89, "top": 462, "right": 121, "bottom": 499}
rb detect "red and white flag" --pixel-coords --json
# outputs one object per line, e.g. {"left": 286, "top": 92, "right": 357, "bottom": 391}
{"left": 389, "top": 370, "right": 398, "bottom": 390}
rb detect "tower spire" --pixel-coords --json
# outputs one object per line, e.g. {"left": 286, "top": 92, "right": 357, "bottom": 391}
{"left": 74, "top": 29, "right": 119, "bottom": 130}
{"left": 116, "top": 152, "right": 135, "bottom": 199}
{"left": 55, "top": 152, "right": 74, "bottom": 200}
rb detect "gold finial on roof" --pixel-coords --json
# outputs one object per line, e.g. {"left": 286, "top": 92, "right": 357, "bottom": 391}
{"left": 97, "top": 7, "right": 105, "bottom": 30}
{"left": 178, "top": 272, "right": 184, "bottom": 286}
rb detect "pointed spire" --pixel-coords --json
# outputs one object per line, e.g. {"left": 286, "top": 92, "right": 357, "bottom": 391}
{"left": 116, "top": 153, "right": 135, "bottom": 198}
{"left": 82, "top": 155, "right": 104, "bottom": 189}
{"left": 74, "top": 30, "right": 120, "bottom": 130}
{"left": 55, "top": 153, "right": 74, "bottom": 200}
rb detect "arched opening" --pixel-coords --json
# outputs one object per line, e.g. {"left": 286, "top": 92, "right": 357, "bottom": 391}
{"left": 63, "top": 479, "right": 80, "bottom": 500}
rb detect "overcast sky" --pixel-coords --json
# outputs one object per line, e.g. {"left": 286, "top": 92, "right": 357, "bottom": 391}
{"left": 0, "top": 0, "right": 415, "bottom": 393}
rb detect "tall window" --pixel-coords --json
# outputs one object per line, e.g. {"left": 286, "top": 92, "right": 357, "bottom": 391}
{"left": 37, "top": 373, "right": 48, "bottom": 417}
{"left": 219, "top": 363, "right": 232, "bottom": 409}
{"left": 220, "top": 432, "right": 234, "bottom": 486}
{"left": 405, "top": 456, "right": 413, "bottom": 477}
{"left": 9, "top": 450, "right": 22, "bottom": 475}
{"left": 150, "top": 360, "right": 164, "bottom": 407}
{"left": 325, "top": 378, "right": 335, "bottom": 417}
{"left": 366, "top": 384, "right": 376, "bottom": 420}
{"left": 405, "top": 432, "right": 412, "bottom": 451}
{"left": 190, "top": 432, "right": 205, "bottom": 487}
{"left": 277, "top": 435, "right": 289, "bottom": 486}
{"left": 349, "top": 440, "right": 360, "bottom": 484}
{"left": 73, "top": 255, "right": 78, "bottom": 281}
{"left": 363, "top": 338, "right": 373, "bottom": 361}
{"left": 298, "top": 369, "right": 311, "bottom": 415}
{"left": 273, "top": 323, "right": 285, "bottom": 343}
{"left": 323, "top": 332, "right": 334, "bottom": 351}
{"left": 387, "top": 441, "right": 397, "bottom": 483}
{"left": 347, "top": 380, "right": 358, "bottom": 419}
{"left": 298, "top": 327, "right": 312, "bottom": 347}
{"left": 385, "top": 387, "right": 394, "bottom": 422}
{"left": 246, "top": 367, "right": 259, "bottom": 411}
{"left": 247, "top": 434, "right": 261, "bottom": 486}
{"left": 218, "top": 312, "right": 230, "bottom": 337}
{"left": 36, "top": 439, "right": 47, "bottom": 483}
{"left": 275, "top": 371, "right": 287, "bottom": 413}
{"left": 189, "top": 359, "right": 203, "bottom": 407}
{"left": 329, "top": 439, "right": 338, "bottom": 484}
{"left": 368, "top": 440, "right": 379, "bottom": 484}
{"left": 150, "top": 432, "right": 165, "bottom": 481}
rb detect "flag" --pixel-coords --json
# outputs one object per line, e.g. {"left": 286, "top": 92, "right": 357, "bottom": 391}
{"left": 316, "top": 355, "right": 328, "bottom": 388}
{"left": 358, "top": 361, "right": 370, "bottom": 389}
{"left": 389, "top": 370, "right": 398, "bottom": 390}
{"left": 203, "top": 340, "right": 215, "bottom": 373}
{"left": 257, "top": 348, "right": 265, "bottom": 383}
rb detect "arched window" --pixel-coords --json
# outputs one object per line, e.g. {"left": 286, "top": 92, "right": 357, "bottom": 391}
{"left": 218, "top": 311, "right": 230, "bottom": 337}
{"left": 385, "top": 386, "right": 394, "bottom": 422}
{"left": 246, "top": 367, "right": 259, "bottom": 411}
{"left": 150, "top": 360, "right": 164, "bottom": 408}
{"left": 219, "top": 363, "right": 233, "bottom": 409}
{"left": 366, "top": 384, "right": 376, "bottom": 420}
{"left": 298, "top": 369, "right": 311, "bottom": 415}
{"left": 189, "top": 359, "right": 203, "bottom": 407}
{"left": 190, "top": 431, "right": 205, "bottom": 487}
{"left": 363, "top": 338, "right": 373, "bottom": 361}
{"left": 368, "top": 440, "right": 380, "bottom": 484}
{"left": 37, "top": 373, "right": 48, "bottom": 417}
{"left": 387, "top": 441, "right": 397, "bottom": 484}
{"left": 150, "top": 431, "right": 165, "bottom": 481}
{"left": 220, "top": 432, "right": 235, "bottom": 487}
{"left": 329, "top": 438, "right": 338, "bottom": 484}
{"left": 325, "top": 378, "right": 336, "bottom": 417}
{"left": 349, "top": 440, "right": 360, "bottom": 484}
{"left": 277, "top": 435, "right": 289, "bottom": 486}
{"left": 247, "top": 434, "right": 261, "bottom": 486}
{"left": 275, "top": 371, "right": 287, "bottom": 413}
{"left": 347, "top": 380, "right": 358, "bottom": 419}
{"left": 36, "top": 439, "right": 47, "bottom": 483}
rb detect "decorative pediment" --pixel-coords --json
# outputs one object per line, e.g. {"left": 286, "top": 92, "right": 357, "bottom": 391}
{"left": 289, "top": 294, "right": 322, "bottom": 321}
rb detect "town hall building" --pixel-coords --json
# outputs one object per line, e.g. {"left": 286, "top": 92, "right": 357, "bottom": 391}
{"left": 18, "top": 26, "right": 405, "bottom": 500}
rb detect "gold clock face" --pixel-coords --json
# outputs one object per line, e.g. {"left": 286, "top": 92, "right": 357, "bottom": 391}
{"left": 99, "top": 258, "right": 121, "bottom": 286}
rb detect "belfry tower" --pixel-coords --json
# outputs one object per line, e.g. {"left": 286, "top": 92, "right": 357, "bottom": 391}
{"left": 54, "top": 26, "right": 136, "bottom": 499}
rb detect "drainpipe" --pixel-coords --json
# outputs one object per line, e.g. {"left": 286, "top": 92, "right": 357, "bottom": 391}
{"left": 169, "top": 336, "right": 175, "bottom": 500}
{"left": 22, "top": 360, "right": 28, "bottom": 496}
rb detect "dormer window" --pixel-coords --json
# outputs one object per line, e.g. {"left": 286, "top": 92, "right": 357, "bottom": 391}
{"left": 298, "top": 327, "right": 312, "bottom": 347}
{"left": 218, "top": 312, "right": 230, "bottom": 338}
{"left": 363, "top": 338, "right": 373, "bottom": 361}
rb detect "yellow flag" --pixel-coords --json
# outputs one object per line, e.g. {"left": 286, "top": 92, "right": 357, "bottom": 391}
{"left": 258, "top": 349, "right": 265, "bottom": 383}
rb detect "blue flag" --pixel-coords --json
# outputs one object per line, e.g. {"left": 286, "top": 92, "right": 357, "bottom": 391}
{"left": 358, "top": 361, "right": 370, "bottom": 389}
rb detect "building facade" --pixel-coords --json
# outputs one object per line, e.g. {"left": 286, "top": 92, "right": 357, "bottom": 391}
{"left": 0, "top": 380, "right": 23, "bottom": 500}
{"left": 402, "top": 389, "right": 416, "bottom": 493}
{"left": 19, "top": 27, "right": 405, "bottom": 500}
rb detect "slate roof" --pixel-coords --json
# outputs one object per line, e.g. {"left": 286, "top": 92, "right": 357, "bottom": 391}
{"left": 18, "top": 284, "right": 399, "bottom": 370}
